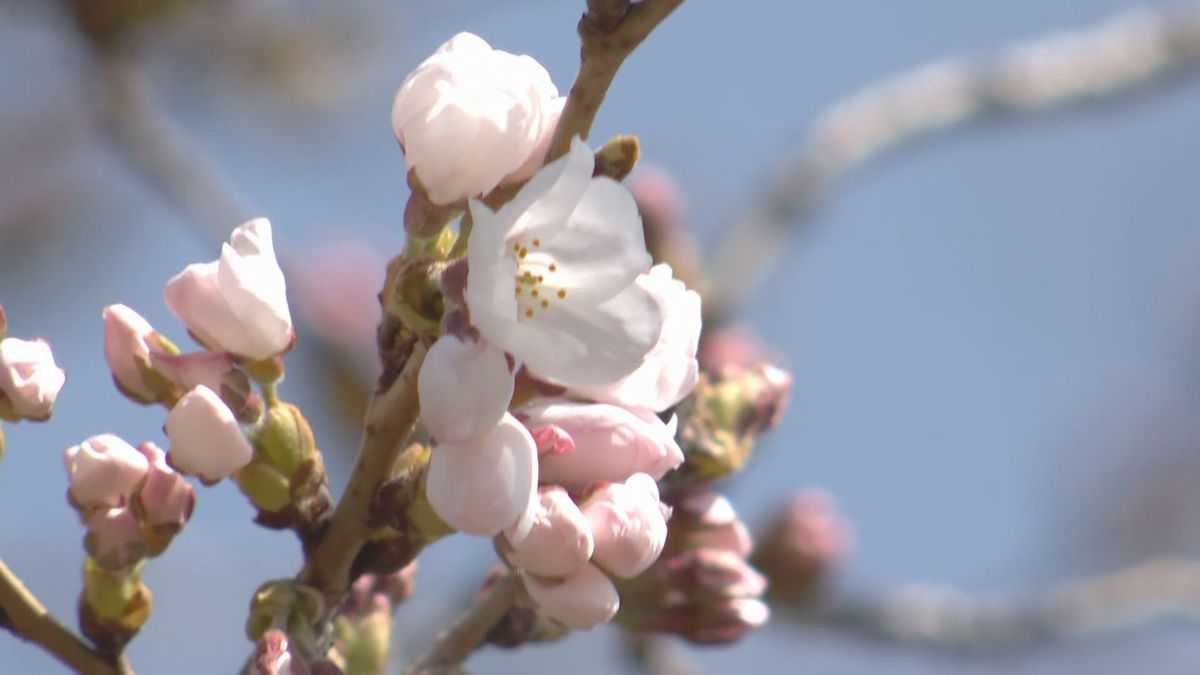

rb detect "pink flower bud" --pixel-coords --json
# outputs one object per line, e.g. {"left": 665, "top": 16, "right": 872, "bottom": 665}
{"left": 63, "top": 434, "right": 149, "bottom": 511}
{"left": 646, "top": 597, "right": 770, "bottom": 645}
{"left": 501, "top": 486, "right": 594, "bottom": 578}
{"left": 132, "top": 442, "right": 194, "bottom": 535}
{"left": 149, "top": 350, "right": 260, "bottom": 422}
{"left": 0, "top": 337, "right": 66, "bottom": 421}
{"left": 522, "top": 562, "right": 619, "bottom": 630}
{"left": 165, "top": 385, "right": 253, "bottom": 482}
{"left": 85, "top": 506, "right": 146, "bottom": 569}
{"left": 419, "top": 334, "right": 514, "bottom": 444}
{"left": 580, "top": 474, "right": 670, "bottom": 579}
{"left": 164, "top": 218, "right": 293, "bottom": 360}
{"left": 391, "top": 32, "right": 562, "bottom": 205}
{"left": 661, "top": 548, "right": 768, "bottom": 602}
{"left": 252, "top": 629, "right": 300, "bottom": 675}
{"left": 101, "top": 304, "right": 166, "bottom": 404}
{"left": 752, "top": 490, "right": 852, "bottom": 600}
{"left": 665, "top": 487, "right": 753, "bottom": 558}
{"left": 521, "top": 399, "right": 683, "bottom": 493}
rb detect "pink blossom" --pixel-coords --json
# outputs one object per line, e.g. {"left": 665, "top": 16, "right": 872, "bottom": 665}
{"left": 521, "top": 562, "right": 619, "bottom": 630}
{"left": 571, "top": 264, "right": 701, "bottom": 412}
{"left": 520, "top": 399, "right": 683, "bottom": 492}
{"left": 63, "top": 434, "right": 149, "bottom": 511}
{"left": 101, "top": 304, "right": 162, "bottom": 403}
{"left": 580, "top": 474, "right": 670, "bottom": 578}
{"left": 425, "top": 413, "right": 537, "bottom": 536}
{"left": 669, "top": 488, "right": 753, "bottom": 558}
{"left": 164, "top": 218, "right": 293, "bottom": 360}
{"left": 501, "top": 486, "right": 593, "bottom": 578}
{"left": 0, "top": 337, "right": 65, "bottom": 421}
{"left": 165, "top": 385, "right": 253, "bottom": 482}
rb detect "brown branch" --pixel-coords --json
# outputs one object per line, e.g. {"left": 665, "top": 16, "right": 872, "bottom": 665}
{"left": 0, "top": 558, "right": 133, "bottom": 675}
{"left": 298, "top": 342, "right": 428, "bottom": 607}
{"left": 405, "top": 573, "right": 517, "bottom": 674}
{"left": 545, "top": 0, "right": 686, "bottom": 162}
{"left": 706, "top": 5, "right": 1200, "bottom": 322}
{"left": 792, "top": 557, "right": 1200, "bottom": 653}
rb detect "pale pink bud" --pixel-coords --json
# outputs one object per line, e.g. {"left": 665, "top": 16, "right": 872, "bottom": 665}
{"left": 648, "top": 597, "right": 770, "bottom": 645}
{"left": 666, "top": 487, "right": 753, "bottom": 558}
{"left": 419, "top": 334, "right": 514, "bottom": 444}
{"left": 752, "top": 490, "right": 852, "bottom": 598}
{"left": 63, "top": 434, "right": 149, "bottom": 511}
{"left": 0, "top": 337, "right": 65, "bottom": 421}
{"left": 661, "top": 548, "right": 768, "bottom": 602}
{"left": 149, "top": 350, "right": 260, "bottom": 422}
{"left": 581, "top": 474, "right": 670, "bottom": 579}
{"left": 85, "top": 506, "right": 146, "bottom": 569}
{"left": 521, "top": 399, "right": 682, "bottom": 493}
{"left": 164, "top": 218, "right": 293, "bottom": 360}
{"left": 522, "top": 563, "right": 619, "bottom": 630}
{"left": 252, "top": 629, "right": 301, "bottom": 675}
{"left": 133, "top": 442, "right": 194, "bottom": 533}
{"left": 501, "top": 486, "right": 594, "bottom": 578}
{"left": 391, "top": 32, "right": 562, "bottom": 205}
{"left": 101, "top": 304, "right": 161, "bottom": 403}
{"left": 165, "top": 385, "right": 253, "bottom": 482}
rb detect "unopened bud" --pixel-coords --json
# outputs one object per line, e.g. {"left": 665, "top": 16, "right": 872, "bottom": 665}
{"left": 102, "top": 304, "right": 184, "bottom": 405}
{"left": 255, "top": 403, "right": 317, "bottom": 475}
{"left": 593, "top": 135, "right": 640, "bottom": 181}
{"left": 643, "top": 597, "right": 769, "bottom": 645}
{"left": 131, "top": 442, "right": 195, "bottom": 556}
{"left": 165, "top": 385, "right": 253, "bottom": 484}
{"left": 752, "top": 490, "right": 851, "bottom": 603}
{"left": 151, "top": 350, "right": 262, "bottom": 422}
{"left": 0, "top": 336, "right": 66, "bottom": 422}
{"left": 662, "top": 486, "right": 752, "bottom": 557}
{"left": 246, "top": 580, "right": 325, "bottom": 643}
{"left": 84, "top": 507, "right": 147, "bottom": 570}
{"left": 63, "top": 434, "right": 149, "bottom": 513}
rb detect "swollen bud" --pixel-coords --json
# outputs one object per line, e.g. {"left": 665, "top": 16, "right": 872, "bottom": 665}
{"left": 592, "top": 135, "right": 640, "bottom": 182}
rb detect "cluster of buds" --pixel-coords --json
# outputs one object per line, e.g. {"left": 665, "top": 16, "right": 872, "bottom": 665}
{"left": 103, "top": 219, "right": 331, "bottom": 533}
{"left": 676, "top": 326, "right": 794, "bottom": 480}
{"left": 0, "top": 303, "right": 66, "bottom": 427}
{"left": 63, "top": 434, "right": 195, "bottom": 652}
{"left": 327, "top": 564, "right": 418, "bottom": 673}
{"left": 381, "top": 32, "right": 705, "bottom": 631}
{"left": 617, "top": 486, "right": 770, "bottom": 644}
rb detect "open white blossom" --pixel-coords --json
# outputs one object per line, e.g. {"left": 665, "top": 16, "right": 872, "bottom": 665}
{"left": 164, "top": 218, "right": 293, "bottom": 360}
{"left": 392, "top": 32, "right": 562, "bottom": 205}
{"left": 571, "top": 263, "right": 702, "bottom": 412}
{"left": 467, "top": 137, "right": 661, "bottom": 388}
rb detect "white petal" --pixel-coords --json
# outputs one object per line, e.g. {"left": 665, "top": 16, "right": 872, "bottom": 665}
{"left": 419, "top": 335, "right": 514, "bottom": 443}
{"left": 522, "top": 563, "right": 620, "bottom": 630}
{"left": 425, "top": 413, "right": 538, "bottom": 535}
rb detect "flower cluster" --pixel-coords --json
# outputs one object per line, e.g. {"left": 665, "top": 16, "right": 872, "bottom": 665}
{"left": 102, "top": 218, "right": 293, "bottom": 483}
{"left": 393, "top": 32, "right": 703, "bottom": 630}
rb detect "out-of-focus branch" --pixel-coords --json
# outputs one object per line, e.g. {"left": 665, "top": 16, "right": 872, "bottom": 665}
{"left": 92, "top": 52, "right": 254, "bottom": 240}
{"left": 0, "top": 558, "right": 132, "bottom": 675}
{"left": 545, "top": 0, "right": 685, "bottom": 162}
{"left": 793, "top": 557, "right": 1200, "bottom": 653}
{"left": 404, "top": 573, "right": 517, "bottom": 674}
{"left": 707, "top": 5, "right": 1200, "bottom": 322}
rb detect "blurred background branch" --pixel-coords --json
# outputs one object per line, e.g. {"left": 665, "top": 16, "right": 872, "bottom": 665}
{"left": 707, "top": 4, "right": 1200, "bottom": 322}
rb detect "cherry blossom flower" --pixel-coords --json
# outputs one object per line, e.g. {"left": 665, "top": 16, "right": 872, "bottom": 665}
{"left": 418, "top": 334, "right": 513, "bottom": 444}
{"left": 165, "top": 385, "right": 253, "bottom": 482}
{"left": 580, "top": 474, "right": 670, "bottom": 578}
{"left": 572, "top": 263, "right": 701, "bottom": 412}
{"left": 466, "top": 137, "right": 661, "bottom": 389}
{"left": 63, "top": 434, "right": 150, "bottom": 511}
{"left": 500, "top": 486, "right": 594, "bottom": 578}
{"left": 102, "top": 304, "right": 163, "bottom": 403}
{"left": 520, "top": 398, "right": 683, "bottom": 492}
{"left": 521, "top": 562, "right": 619, "bottom": 630}
{"left": 85, "top": 506, "right": 146, "bottom": 569}
{"left": 392, "top": 32, "right": 562, "bottom": 205}
{"left": 133, "top": 442, "right": 195, "bottom": 536}
{"left": 164, "top": 218, "right": 293, "bottom": 360}
{"left": 424, "top": 413, "right": 537, "bottom": 536}
{"left": 0, "top": 337, "right": 66, "bottom": 421}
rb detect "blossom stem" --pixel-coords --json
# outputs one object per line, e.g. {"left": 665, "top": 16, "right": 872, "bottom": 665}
{"left": 298, "top": 342, "right": 428, "bottom": 607}
{"left": 405, "top": 573, "right": 517, "bottom": 674}
{"left": 0, "top": 558, "right": 133, "bottom": 675}
{"left": 545, "top": 0, "right": 686, "bottom": 162}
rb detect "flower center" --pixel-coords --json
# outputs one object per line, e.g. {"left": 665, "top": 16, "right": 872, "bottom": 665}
{"left": 511, "top": 237, "right": 567, "bottom": 319}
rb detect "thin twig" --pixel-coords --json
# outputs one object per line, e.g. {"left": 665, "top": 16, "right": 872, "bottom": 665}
{"left": 707, "top": 5, "right": 1200, "bottom": 322}
{"left": 405, "top": 574, "right": 517, "bottom": 674}
{"left": 794, "top": 557, "right": 1200, "bottom": 653}
{"left": 545, "top": 0, "right": 686, "bottom": 162}
{"left": 298, "top": 342, "right": 428, "bottom": 607}
{"left": 0, "top": 558, "right": 132, "bottom": 675}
